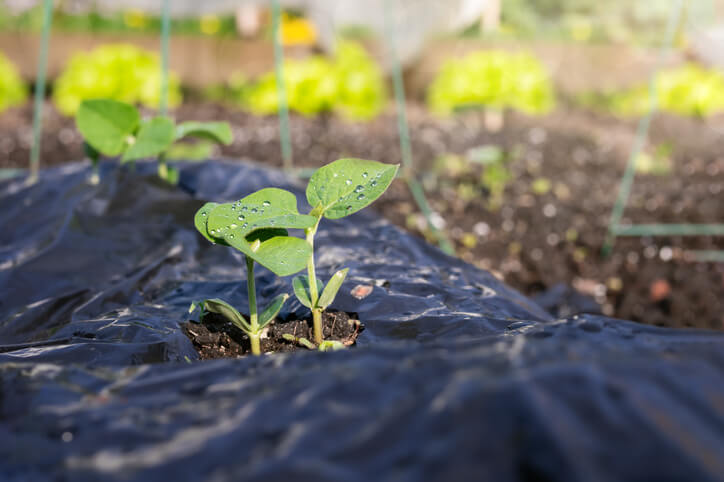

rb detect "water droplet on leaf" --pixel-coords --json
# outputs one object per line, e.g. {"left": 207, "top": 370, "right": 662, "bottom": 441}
{"left": 238, "top": 214, "right": 245, "bottom": 221}
{"left": 262, "top": 201, "right": 271, "bottom": 207}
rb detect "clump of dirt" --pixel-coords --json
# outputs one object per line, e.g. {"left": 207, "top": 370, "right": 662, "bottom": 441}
{"left": 183, "top": 311, "right": 362, "bottom": 359}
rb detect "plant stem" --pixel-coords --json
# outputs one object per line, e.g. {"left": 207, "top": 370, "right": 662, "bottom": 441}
{"left": 89, "top": 158, "right": 100, "bottom": 185}
{"left": 246, "top": 256, "right": 260, "bottom": 355}
{"left": 157, "top": 153, "right": 169, "bottom": 182}
{"left": 305, "top": 219, "right": 323, "bottom": 344}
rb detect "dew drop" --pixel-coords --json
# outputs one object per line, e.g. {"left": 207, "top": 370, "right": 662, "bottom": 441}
{"left": 228, "top": 234, "right": 234, "bottom": 239}
{"left": 241, "top": 206, "right": 248, "bottom": 212}
{"left": 230, "top": 223, "right": 238, "bottom": 229}
{"left": 242, "top": 223, "right": 248, "bottom": 228}
{"left": 370, "top": 180, "right": 378, "bottom": 187}
{"left": 209, "top": 229, "right": 216, "bottom": 235}
{"left": 251, "top": 208, "right": 258, "bottom": 213}
{"left": 357, "top": 194, "right": 365, "bottom": 200}
{"left": 231, "top": 205, "right": 236, "bottom": 210}
{"left": 238, "top": 214, "right": 245, "bottom": 221}
{"left": 262, "top": 201, "right": 271, "bottom": 207}
{"left": 333, "top": 172, "right": 339, "bottom": 177}
{"left": 354, "top": 185, "right": 364, "bottom": 193}
{"left": 201, "top": 211, "right": 207, "bottom": 216}
{"left": 362, "top": 172, "right": 368, "bottom": 178}
{"left": 346, "top": 205, "right": 352, "bottom": 210}
{"left": 345, "top": 179, "right": 352, "bottom": 185}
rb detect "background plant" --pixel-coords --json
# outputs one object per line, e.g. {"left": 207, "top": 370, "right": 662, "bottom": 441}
{"left": 227, "top": 41, "right": 386, "bottom": 121}
{"left": 427, "top": 50, "right": 555, "bottom": 116}
{"left": 53, "top": 44, "right": 182, "bottom": 116}
{"left": 295, "top": 158, "right": 398, "bottom": 344}
{"left": 580, "top": 64, "right": 724, "bottom": 119}
{"left": 0, "top": 51, "right": 27, "bottom": 113}
{"left": 76, "top": 99, "right": 231, "bottom": 183}
{"left": 192, "top": 189, "right": 316, "bottom": 355}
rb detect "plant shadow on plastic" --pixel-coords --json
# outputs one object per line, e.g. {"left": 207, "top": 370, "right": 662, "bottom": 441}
{"left": 190, "top": 158, "right": 398, "bottom": 356}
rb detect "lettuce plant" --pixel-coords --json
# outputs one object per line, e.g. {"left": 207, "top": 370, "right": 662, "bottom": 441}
{"left": 192, "top": 190, "right": 316, "bottom": 355}
{"left": 295, "top": 158, "right": 398, "bottom": 344}
{"left": 228, "top": 41, "right": 386, "bottom": 121}
{"left": 0, "top": 52, "right": 27, "bottom": 113}
{"left": 427, "top": 50, "right": 554, "bottom": 116}
{"left": 75, "top": 99, "right": 231, "bottom": 184}
{"left": 53, "top": 44, "right": 182, "bottom": 116}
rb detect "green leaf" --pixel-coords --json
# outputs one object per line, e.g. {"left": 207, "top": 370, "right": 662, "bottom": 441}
{"left": 306, "top": 158, "right": 399, "bottom": 219}
{"left": 227, "top": 235, "right": 311, "bottom": 277}
{"left": 200, "top": 298, "right": 251, "bottom": 333}
{"left": 194, "top": 202, "right": 229, "bottom": 245}
{"left": 122, "top": 116, "right": 175, "bottom": 163}
{"left": 207, "top": 188, "right": 317, "bottom": 239}
{"left": 205, "top": 188, "right": 315, "bottom": 276}
{"left": 259, "top": 294, "right": 288, "bottom": 328}
{"left": 292, "top": 275, "right": 324, "bottom": 308}
{"left": 76, "top": 99, "right": 139, "bottom": 156}
{"left": 317, "top": 268, "right": 348, "bottom": 309}
{"left": 175, "top": 121, "right": 233, "bottom": 145}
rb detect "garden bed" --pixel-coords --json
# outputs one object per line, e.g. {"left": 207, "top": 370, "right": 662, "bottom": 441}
{"left": 1, "top": 160, "right": 723, "bottom": 481}
{"left": 2, "top": 101, "right": 723, "bottom": 330}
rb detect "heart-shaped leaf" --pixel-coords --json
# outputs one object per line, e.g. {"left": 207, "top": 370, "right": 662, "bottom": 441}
{"left": 199, "top": 298, "right": 251, "bottom": 333}
{"left": 76, "top": 99, "right": 139, "bottom": 156}
{"left": 226, "top": 235, "right": 311, "bottom": 277}
{"left": 194, "top": 202, "right": 229, "bottom": 245}
{"left": 207, "top": 188, "right": 316, "bottom": 240}
{"left": 122, "top": 116, "right": 175, "bottom": 163}
{"left": 176, "top": 121, "right": 233, "bottom": 145}
{"left": 317, "top": 268, "right": 348, "bottom": 309}
{"left": 259, "top": 293, "right": 288, "bottom": 328}
{"left": 306, "top": 158, "right": 399, "bottom": 219}
{"left": 292, "top": 275, "right": 324, "bottom": 308}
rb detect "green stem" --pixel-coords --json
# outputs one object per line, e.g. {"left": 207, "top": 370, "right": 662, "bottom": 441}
{"left": 157, "top": 153, "right": 169, "bottom": 182}
{"left": 89, "top": 158, "right": 100, "bottom": 185}
{"left": 249, "top": 334, "right": 261, "bottom": 355}
{"left": 305, "top": 219, "right": 323, "bottom": 344}
{"left": 246, "top": 256, "right": 260, "bottom": 355}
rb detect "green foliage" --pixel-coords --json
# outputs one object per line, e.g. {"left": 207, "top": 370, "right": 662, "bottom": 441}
{"left": 53, "top": 44, "right": 182, "bottom": 116}
{"left": 584, "top": 64, "right": 724, "bottom": 119}
{"left": 196, "top": 189, "right": 315, "bottom": 276}
{"left": 427, "top": 50, "right": 555, "bottom": 116}
{"left": 229, "top": 41, "right": 386, "bottom": 121}
{"left": 0, "top": 52, "right": 27, "bottom": 113}
{"left": 297, "top": 158, "right": 398, "bottom": 344}
{"left": 75, "top": 99, "right": 232, "bottom": 183}
{"left": 194, "top": 158, "right": 397, "bottom": 353}
{"left": 306, "top": 158, "right": 399, "bottom": 219}
{"left": 76, "top": 99, "right": 139, "bottom": 156}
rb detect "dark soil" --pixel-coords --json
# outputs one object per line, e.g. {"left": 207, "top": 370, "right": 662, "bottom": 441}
{"left": 184, "top": 311, "right": 362, "bottom": 359}
{"left": 3, "top": 101, "right": 723, "bottom": 331}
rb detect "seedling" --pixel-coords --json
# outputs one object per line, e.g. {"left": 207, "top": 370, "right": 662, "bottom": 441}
{"left": 192, "top": 188, "right": 316, "bottom": 355}
{"left": 75, "top": 99, "right": 232, "bottom": 184}
{"left": 295, "top": 158, "right": 398, "bottom": 344}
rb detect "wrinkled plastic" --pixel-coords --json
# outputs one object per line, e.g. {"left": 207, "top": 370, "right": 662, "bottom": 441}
{"left": 1, "top": 161, "right": 723, "bottom": 481}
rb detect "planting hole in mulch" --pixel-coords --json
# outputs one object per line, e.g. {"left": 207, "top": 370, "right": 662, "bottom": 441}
{"left": 183, "top": 311, "right": 362, "bottom": 359}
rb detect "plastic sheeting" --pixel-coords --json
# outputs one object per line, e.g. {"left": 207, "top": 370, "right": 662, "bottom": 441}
{"left": 1, "top": 160, "right": 723, "bottom": 481}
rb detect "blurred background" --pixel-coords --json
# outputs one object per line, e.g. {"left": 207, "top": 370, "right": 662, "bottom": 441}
{"left": 1, "top": 0, "right": 724, "bottom": 331}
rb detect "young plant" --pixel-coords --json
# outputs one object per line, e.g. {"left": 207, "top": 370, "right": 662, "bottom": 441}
{"left": 75, "top": 99, "right": 232, "bottom": 184}
{"left": 192, "top": 188, "right": 316, "bottom": 355}
{"left": 294, "top": 158, "right": 398, "bottom": 344}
